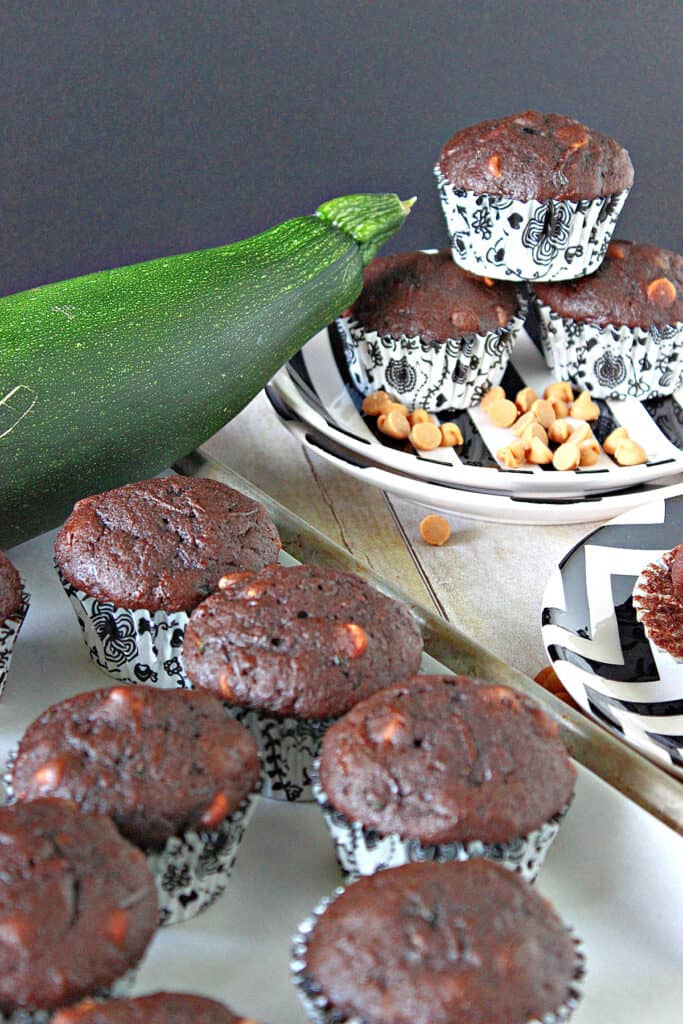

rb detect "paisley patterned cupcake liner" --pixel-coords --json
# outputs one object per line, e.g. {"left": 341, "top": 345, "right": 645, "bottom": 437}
{"left": 3, "top": 744, "right": 262, "bottom": 926}
{"left": 312, "top": 761, "right": 571, "bottom": 884}
{"left": 0, "top": 587, "right": 30, "bottom": 701}
{"left": 0, "top": 967, "right": 139, "bottom": 1023}
{"left": 336, "top": 312, "right": 525, "bottom": 412}
{"left": 224, "top": 705, "right": 333, "bottom": 803}
{"left": 530, "top": 297, "right": 683, "bottom": 400}
{"left": 632, "top": 551, "right": 683, "bottom": 667}
{"left": 435, "top": 168, "right": 629, "bottom": 282}
{"left": 291, "top": 885, "right": 586, "bottom": 1024}
{"left": 56, "top": 568, "right": 189, "bottom": 688}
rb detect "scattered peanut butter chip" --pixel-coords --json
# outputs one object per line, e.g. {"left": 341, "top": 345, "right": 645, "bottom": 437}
{"left": 200, "top": 791, "right": 230, "bottom": 829}
{"left": 480, "top": 385, "right": 506, "bottom": 411}
{"left": 578, "top": 438, "right": 601, "bottom": 466}
{"left": 487, "top": 153, "right": 501, "bottom": 177}
{"left": 483, "top": 276, "right": 495, "bottom": 287}
{"left": 613, "top": 438, "right": 647, "bottom": 466}
{"left": 370, "top": 710, "right": 409, "bottom": 744}
{"left": 496, "top": 440, "right": 525, "bottom": 468}
{"left": 515, "top": 386, "right": 538, "bottom": 413}
{"left": 384, "top": 401, "right": 409, "bottom": 417}
{"left": 568, "top": 421, "right": 593, "bottom": 445}
{"left": 607, "top": 241, "right": 626, "bottom": 259}
{"left": 527, "top": 436, "right": 553, "bottom": 465}
{"left": 646, "top": 276, "right": 677, "bottom": 306}
{"left": 361, "top": 390, "right": 392, "bottom": 416}
{"left": 521, "top": 422, "right": 548, "bottom": 451}
{"left": 105, "top": 909, "right": 131, "bottom": 948}
{"left": 342, "top": 623, "right": 369, "bottom": 656}
{"left": 408, "top": 408, "right": 431, "bottom": 426}
{"left": 530, "top": 398, "right": 556, "bottom": 429}
{"left": 551, "top": 397, "right": 571, "bottom": 419}
{"left": 544, "top": 380, "right": 574, "bottom": 403}
{"left": 410, "top": 421, "right": 442, "bottom": 451}
{"left": 419, "top": 514, "right": 451, "bottom": 546}
{"left": 552, "top": 441, "right": 581, "bottom": 471}
{"left": 548, "top": 418, "right": 571, "bottom": 445}
{"left": 440, "top": 422, "right": 464, "bottom": 446}
{"left": 32, "top": 760, "right": 65, "bottom": 791}
{"left": 377, "top": 409, "right": 411, "bottom": 439}
{"left": 511, "top": 410, "right": 538, "bottom": 437}
{"left": 602, "top": 425, "right": 629, "bottom": 455}
{"left": 570, "top": 390, "right": 600, "bottom": 421}
{"left": 487, "top": 397, "right": 518, "bottom": 428}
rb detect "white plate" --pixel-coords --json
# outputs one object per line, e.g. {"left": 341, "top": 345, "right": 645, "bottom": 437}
{"left": 268, "top": 387, "right": 683, "bottom": 526}
{"left": 271, "top": 325, "right": 683, "bottom": 499}
{"left": 541, "top": 495, "right": 683, "bottom": 777}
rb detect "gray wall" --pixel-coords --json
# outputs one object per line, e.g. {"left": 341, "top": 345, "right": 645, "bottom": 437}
{"left": 2, "top": 1, "right": 681, "bottom": 297}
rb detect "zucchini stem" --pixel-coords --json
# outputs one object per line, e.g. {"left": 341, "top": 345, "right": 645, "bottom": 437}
{"left": 315, "top": 193, "right": 415, "bottom": 265}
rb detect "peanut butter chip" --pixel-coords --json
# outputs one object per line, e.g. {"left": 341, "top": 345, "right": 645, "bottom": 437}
{"left": 544, "top": 380, "right": 574, "bottom": 403}
{"left": 607, "top": 241, "right": 626, "bottom": 259}
{"left": 530, "top": 399, "right": 556, "bottom": 429}
{"left": 32, "top": 760, "right": 65, "bottom": 791}
{"left": 551, "top": 398, "right": 570, "bottom": 419}
{"left": 410, "top": 421, "right": 442, "bottom": 451}
{"left": 487, "top": 153, "right": 501, "bottom": 177}
{"left": 480, "top": 385, "right": 506, "bottom": 411}
{"left": 450, "top": 308, "right": 479, "bottom": 334}
{"left": 341, "top": 622, "right": 369, "bottom": 657}
{"left": 440, "top": 422, "right": 464, "bottom": 446}
{"left": 511, "top": 410, "right": 538, "bottom": 437}
{"left": 614, "top": 438, "right": 647, "bottom": 466}
{"left": 408, "top": 408, "right": 431, "bottom": 426}
{"left": 579, "top": 438, "right": 601, "bottom": 466}
{"left": 361, "top": 390, "right": 392, "bottom": 416}
{"left": 218, "top": 571, "right": 252, "bottom": 589}
{"left": 377, "top": 410, "right": 411, "bottom": 439}
{"left": 218, "top": 671, "right": 234, "bottom": 700}
{"left": 384, "top": 401, "right": 410, "bottom": 417}
{"left": 548, "top": 418, "right": 571, "bottom": 445}
{"left": 568, "top": 422, "right": 593, "bottom": 444}
{"left": 200, "top": 791, "right": 230, "bottom": 829}
{"left": 419, "top": 514, "right": 451, "bottom": 546}
{"left": 105, "top": 909, "right": 130, "bottom": 948}
{"left": 646, "top": 277, "right": 677, "bottom": 306}
{"left": 371, "top": 711, "right": 409, "bottom": 744}
{"left": 515, "top": 386, "right": 538, "bottom": 413}
{"left": 602, "top": 426, "right": 629, "bottom": 455}
{"left": 496, "top": 441, "right": 525, "bottom": 469}
{"left": 527, "top": 436, "right": 553, "bottom": 465}
{"left": 483, "top": 277, "right": 494, "bottom": 287}
{"left": 487, "top": 398, "right": 518, "bottom": 428}
{"left": 552, "top": 441, "right": 581, "bottom": 471}
{"left": 570, "top": 391, "right": 600, "bottom": 421}
{"left": 521, "top": 422, "right": 548, "bottom": 451}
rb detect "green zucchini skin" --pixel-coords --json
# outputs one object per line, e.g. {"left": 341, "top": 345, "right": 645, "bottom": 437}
{"left": 0, "top": 194, "right": 411, "bottom": 548}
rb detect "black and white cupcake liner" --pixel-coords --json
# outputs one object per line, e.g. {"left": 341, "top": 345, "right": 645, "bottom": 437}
{"left": 337, "top": 312, "right": 525, "bottom": 412}
{"left": 0, "top": 588, "right": 30, "bottom": 700}
{"left": 3, "top": 746, "right": 261, "bottom": 926}
{"left": 312, "top": 763, "right": 571, "bottom": 883}
{"left": 57, "top": 569, "right": 188, "bottom": 688}
{"left": 435, "top": 168, "right": 629, "bottom": 282}
{"left": 632, "top": 551, "right": 683, "bottom": 668}
{"left": 225, "top": 705, "right": 332, "bottom": 803}
{"left": 0, "top": 967, "right": 139, "bottom": 1023}
{"left": 291, "top": 885, "right": 586, "bottom": 1024}
{"left": 530, "top": 297, "right": 683, "bottom": 400}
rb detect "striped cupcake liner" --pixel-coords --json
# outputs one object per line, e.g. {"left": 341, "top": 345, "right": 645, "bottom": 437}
{"left": 56, "top": 568, "right": 189, "bottom": 689}
{"left": 531, "top": 297, "right": 683, "bottom": 400}
{"left": 312, "top": 761, "right": 571, "bottom": 883}
{"left": 291, "top": 884, "right": 586, "bottom": 1024}
{"left": 0, "top": 966, "right": 139, "bottom": 1023}
{"left": 0, "top": 588, "right": 30, "bottom": 701}
{"left": 337, "top": 312, "right": 525, "bottom": 412}
{"left": 435, "top": 168, "right": 629, "bottom": 282}
{"left": 224, "top": 705, "right": 332, "bottom": 803}
{"left": 3, "top": 745, "right": 261, "bottom": 927}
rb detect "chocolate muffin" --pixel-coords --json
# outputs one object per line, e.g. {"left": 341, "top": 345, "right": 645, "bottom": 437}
{"left": 435, "top": 111, "right": 633, "bottom": 281}
{"left": 531, "top": 241, "right": 683, "bottom": 399}
{"left": 52, "top": 992, "right": 254, "bottom": 1024}
{"left": 0, "top": 550, "right": 29, "bottom": 701}
{"left": 338, "top": 249, "right": 523, "bottom": 411}
{"left": 7, "top": 686, "right": 261, "bottom": 926}
{"left": 315, "top": 675, "right": 576, "bottom": 880}
{"left": 183, "top": 564, "right": 424, "bottom": 801}
{"left": 0, "top": 798, "right": 158, "bottom": 1017}
{"left": 292, "top": 859, "right": 584, "bottom": 1024}
{"left": 54, "top": 475, "right": 281, "bottom": 688}
{"left": 632, "top": 542, "right": 683, "bottom": 662}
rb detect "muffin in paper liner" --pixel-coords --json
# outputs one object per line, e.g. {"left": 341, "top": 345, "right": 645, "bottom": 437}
{"left": 311, "top": 760, "right": 570, "bottom": 883}
{"left": 529, "top": 296, "right": 683, "bottom": 400}
{"left": 0, "top": 965, "right": 139, "bottom": 1024}
{"left": 290, "top": 885, "right": 586, "bottom": 1024}
{"left": 337, "top": 311, "right": 525, "bottom": 412}
{"left": 3, "top": 746, "right": 262, "bottom": 927}
{"left": 57, "top": 567, "right": 189, "bottom": 689}
{"left": 0, "top": 588, "right": 30, "bottom": 701}
{"left": 225, "top": 705, "right": 332, "bottom": 803}
{"left": 632, "top": 547, "right": 683, "bottom": 667}
{"left": 435, "top": 169, "right": 630, "bottom": 283}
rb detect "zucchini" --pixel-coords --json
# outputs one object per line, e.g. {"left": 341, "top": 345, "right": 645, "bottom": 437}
{"left": 0, "top": 193, "right": 412, "bottom": 548}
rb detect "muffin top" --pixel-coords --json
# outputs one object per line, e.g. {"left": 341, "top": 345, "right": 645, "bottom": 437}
{"left": 437, "top": 110, "right": 634, "bottom": 201}
{"left": 671, "top": 544, "right": 683, "bottom": 598}
{"left": 319, "top": 675, "right": 576, "bottom": 843}
{"left": 0, "top": 550, "right": 23, "bottom": 621}
{"left": 634, "top": 543, "right": 683, "bottom": 659}
{"left": 183, "top": 564, "right": 424, "bottom": 720}
{"left": 0, "top": 798, "right": 158, "bottom": 1015}
{"left": 52, "top": 992, "right": 252, "bottom": 1024}
{"left": 301, "top": 859, "right": 580, "bottom": 1024}
{"left": 11, "top": 686, "right": 261, "bottom": 849}
{"left": 534, "top": 240, "right": 683, "bottom": 328}
{"left": 347, "top": 250, "right": 518, "bottom": 341}
{"left": 54, "top": 475, "right": 281, "bottom": 612}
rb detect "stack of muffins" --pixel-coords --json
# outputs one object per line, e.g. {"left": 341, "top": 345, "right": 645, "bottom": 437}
{"left": 339, "top": 111, "right": 682, "bottom": 426}
{"left": 1, "top": 468, "right": 587, "bottom": 1023}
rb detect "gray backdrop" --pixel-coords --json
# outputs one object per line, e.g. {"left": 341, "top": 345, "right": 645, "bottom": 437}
{"left": 2, "top": 1, "right": 681, "bottom": 297}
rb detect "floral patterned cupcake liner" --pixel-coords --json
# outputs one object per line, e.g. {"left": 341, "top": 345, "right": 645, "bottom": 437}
{"left": 336, "top": 312, "right": 525, "bottom": 412}
{"left": 3, "top": 744, "right": 261, "bottom": 926}
{"left": 530, "top": 297, "right": 683, "bottom": 400}
{"left": 56, "top": 568, "right": 189, "bottom": 688}
{"left": 312, "top": 761, "right": 571, "bottom": 884}
{"left": 632, "top": 550, "right": 683, "bottom": 667}
{"left": 224, "top": 705, "right": 333, "bottom": 803}
{"left": 291, "top": 885, "right": 586, "bottom": 1024}
{"left": 0, "top": 967, "right": 139, "bottom": 1023}
{"left": 435, "top": 168, "right": 629, "bottom": 282}
{"left": 0, "top": 587, "right": 30, "bottom": 701}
